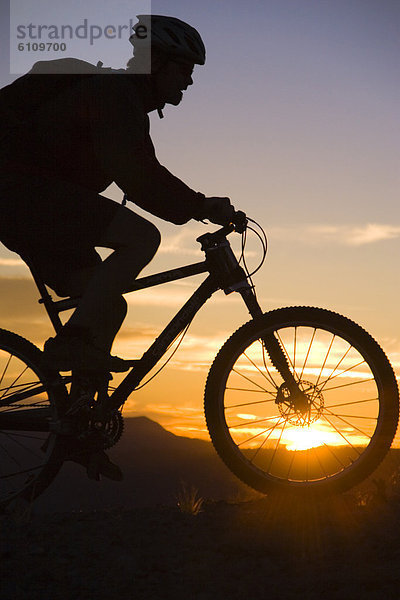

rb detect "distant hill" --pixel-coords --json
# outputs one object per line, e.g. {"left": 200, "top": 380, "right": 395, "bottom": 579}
{"left": 33, "top": 416, "right": 400, "bottom": 514}
{"left": 34, "top": 417, "right": 260, "bottom": 513}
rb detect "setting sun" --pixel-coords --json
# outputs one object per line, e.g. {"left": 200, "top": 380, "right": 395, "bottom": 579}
{"left": 281, "top": 423, "right": 345, "bottom": 451}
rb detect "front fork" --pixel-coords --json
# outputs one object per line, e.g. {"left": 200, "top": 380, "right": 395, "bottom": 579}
{"left": 208, "top": 239, "right": 301, "bottom": 400}
{"left": 238, "top": 286, "right": 308, "bottom": 411}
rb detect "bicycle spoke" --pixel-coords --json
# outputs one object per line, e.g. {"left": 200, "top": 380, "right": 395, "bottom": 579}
{"left": 315, "top": 333, "right": 336, "bottom": 388}
{"left": 0, "top": 383, "right": 49, "bottom": 407}
{"left": 0, "top": 379, "right": 43, "bottom": 393}
{"left": 225, "top": 387, "right": 275, "bottom": 395}
{"left": 1, "top": 464, "right": 44, "bottom": 481}
{"left": 312, "top": 445, "right": 330, "bottom": 478}
{"left": 231, "top": 368, "right": 270, "bottom": 393}
{"left": 0, "top": 431, "right": 46, "bottom": 440}
{"left": 1, "top": 430, "right": 46, "bottom": 461}
{"left": 236, "top": 418, "right": 284, "bottom": 448}
{"left": 266, "top": 419, "right": 288, "bottom": 472}
{"left": 316, "top": 344, "right": 352, "bottom": 389}
{"left": 323, "top": 376, "right": 375, "bottom": 393}
{"left": 320, "top": 413, "right": 362, "bottom": 455}
{"left": 243, "top": 350, "right": 277, "bottom": 388}
{"left": 330, "top": 413, "right": 377, "bottom": 420}
{"left": 0, "top": 353, "right": 12, "bottom": 389}
{"left": 225, "top": 397, "right": 277, "bottom": 410}
{"left": 327, "top": 397, "right": 378, "bottom": 409}
{"left": 0, "top": 366, "right": 29, "bottom": 402}
{"left": 0, "top": 440, "right": 23, "bottom": 468}
{"left": 286, "top": 447, "right": 297, "bottom": 479}
{"left": 249, "top": 418, "right": 286, "bottom": 463}
{"left": 1, "top": 400, "right": 49, "bottom": 413}
{"left": 229, "top": 416, "right": 282, "bottom": 429}
{"left": 299, "top": 328, "right": 316, "bottom": 381}
{"left": 320, "top": 441, "right": 347, "bottom": 469}
{"left": 323, "top": 407, "right": 373, "bottom": 440}
{"left": 317, "top": 358, "right": 367, "bottom": 391}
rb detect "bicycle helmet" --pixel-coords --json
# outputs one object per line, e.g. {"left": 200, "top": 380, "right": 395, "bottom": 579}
{"left": 130, "top": 15, "right": 206, "bottom": 65}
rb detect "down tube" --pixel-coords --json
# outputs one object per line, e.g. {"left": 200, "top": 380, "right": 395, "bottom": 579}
{"left": 110, "top": 275, "right": 219, "bottom": 407}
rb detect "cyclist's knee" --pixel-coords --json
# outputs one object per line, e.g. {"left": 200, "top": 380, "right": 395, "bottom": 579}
{"left": 122, "top": 217, "right": 160, "bottom": 262}
{"left": 115, "top": 294, "right": 128, "bottom": 321}
{"left": 104, "top": 207, "right": 160, "bottom": 251}
{"left": 143, "top": 221, "right": 161, "bottom": 257}
{"left": 49, "top": 266, "right": 95, "bottom": 297}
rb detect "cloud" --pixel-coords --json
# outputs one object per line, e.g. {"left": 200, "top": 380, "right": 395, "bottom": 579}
{"left": 269, "top": 224, "right": 400, "bottom": 246}
{"left": 0, "top": 277, "right": 53, "bottom": 346}
{"left": 0, "top": 257, "right": 25, "bottom": 266}
{"left": 346, "top": 224, "right": 400, "bottom": 245}
{"left": 158, "top": 225, "right": 204, "bottom": 256}
{"left": 113, "top": 326, "right": 230, "bottom": 366}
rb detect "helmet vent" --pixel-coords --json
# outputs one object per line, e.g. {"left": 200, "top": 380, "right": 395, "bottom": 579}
{"left": 184, "top": 34, "right": 198, "bottom": 54}
{"left": 164, "top": 27, "right": 180, "bottom": 45}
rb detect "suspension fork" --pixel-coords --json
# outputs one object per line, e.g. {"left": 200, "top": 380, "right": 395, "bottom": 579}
{"left": 238, "top": 287, "right": 300, "bottom": 396}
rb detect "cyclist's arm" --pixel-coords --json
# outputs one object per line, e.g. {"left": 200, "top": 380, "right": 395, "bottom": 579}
{"left": 89, "top": 78, "right": 205, "bottom": 224}
{"left": 115, "top": 129, "right": 206, "bottom": 225}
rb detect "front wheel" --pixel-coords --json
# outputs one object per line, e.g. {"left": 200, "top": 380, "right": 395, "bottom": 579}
{"left": 205, "top": 307, "right": 399, "bottom": 495}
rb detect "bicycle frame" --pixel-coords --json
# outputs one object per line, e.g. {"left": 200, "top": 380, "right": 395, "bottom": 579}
{"left": 27, "top": 226, "right": 265, "bottom": 410}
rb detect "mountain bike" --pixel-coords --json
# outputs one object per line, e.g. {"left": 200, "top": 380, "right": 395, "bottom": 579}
{"left": 0, "top": 211, "right": 398, "bottom": 508}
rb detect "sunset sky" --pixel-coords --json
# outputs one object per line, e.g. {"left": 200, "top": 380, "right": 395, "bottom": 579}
{"left": 1, "top": 1, "right": 399, "bottom": 443}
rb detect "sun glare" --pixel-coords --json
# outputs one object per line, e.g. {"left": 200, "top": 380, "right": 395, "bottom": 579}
{"left": 282, "top": 424, "right": 346, "bottom": 451}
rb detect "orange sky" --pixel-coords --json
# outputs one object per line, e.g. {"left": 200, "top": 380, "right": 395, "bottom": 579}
{"left": 0, "top": 1, "right": 399, "bottom": 446}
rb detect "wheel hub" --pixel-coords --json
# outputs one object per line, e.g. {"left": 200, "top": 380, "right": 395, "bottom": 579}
{"left": 275, "top": 380, "right": 324, "bottom": 427}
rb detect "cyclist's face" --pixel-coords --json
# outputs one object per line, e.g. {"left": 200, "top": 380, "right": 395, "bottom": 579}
{"left": 155, "top": 59, "right": 194, "bottom": 106}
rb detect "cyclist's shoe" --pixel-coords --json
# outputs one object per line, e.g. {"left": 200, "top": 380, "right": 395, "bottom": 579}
{"left": 71, "top": 449, "right": 123, "bottom": 481}
{"left": 61, "top": 436, "right": 123, "bottom": 481}
{"left": 42, "top": 336, "right": 135, "bottom": 372}
{"left": 85, "top": 450, "right": 124, "bottom": 481}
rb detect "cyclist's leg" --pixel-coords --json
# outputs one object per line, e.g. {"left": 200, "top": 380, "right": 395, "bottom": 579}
{"left": 52, "top": 266, "right": 129, "bottom": 354}
{"left": 2, "top": 176, "right": 160, "bottom": 366}
{"left": 64, "top": 205, "right": 161, "bottom": 350}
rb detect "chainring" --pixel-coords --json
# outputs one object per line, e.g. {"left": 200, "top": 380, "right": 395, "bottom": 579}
{"left": 102, "top": 410, "right": 124, "bottom": 449}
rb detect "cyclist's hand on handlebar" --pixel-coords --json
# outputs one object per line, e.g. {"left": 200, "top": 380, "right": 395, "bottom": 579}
{"left": 195, "top": 196, "right": 235, "bottom": 225}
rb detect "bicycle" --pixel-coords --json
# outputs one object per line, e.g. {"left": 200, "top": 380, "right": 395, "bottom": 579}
{"left": 0, "top": 211, "right": 398, "bottom": 508}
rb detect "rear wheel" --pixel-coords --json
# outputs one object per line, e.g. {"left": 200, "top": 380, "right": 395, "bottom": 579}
{"left": 0, "top": 329, "right": 67, "bottom": 509}
{"left": 205, "top": 307, "right": 399, "bottom": 495}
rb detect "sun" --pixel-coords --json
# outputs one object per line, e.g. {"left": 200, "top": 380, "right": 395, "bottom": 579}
{"left": 282, "top": 423, "right": 344, "bottom": 451}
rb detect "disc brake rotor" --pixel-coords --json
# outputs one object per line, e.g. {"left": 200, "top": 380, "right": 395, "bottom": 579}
{"left": 276, "top": 380, "right": 324, "bottom": 426}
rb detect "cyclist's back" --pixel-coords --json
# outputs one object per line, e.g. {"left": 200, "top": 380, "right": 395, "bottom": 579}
{"left": 1, "top": 71, "right": 204, "bottom": 220}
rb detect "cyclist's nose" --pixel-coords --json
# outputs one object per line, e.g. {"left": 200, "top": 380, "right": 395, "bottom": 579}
{"left": 183, "top": 76, "right": 193, "bottom": 89}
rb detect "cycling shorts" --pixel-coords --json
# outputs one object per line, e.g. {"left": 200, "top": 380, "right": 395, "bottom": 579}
{"left": 0, "top": 176, "right": 120, "bottom": 293}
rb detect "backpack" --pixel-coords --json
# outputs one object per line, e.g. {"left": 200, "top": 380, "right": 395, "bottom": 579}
{"left": 0, "top": 58, "right": 122, "bottom": 132}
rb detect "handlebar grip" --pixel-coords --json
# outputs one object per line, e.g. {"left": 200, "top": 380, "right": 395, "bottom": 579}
{"left": 232, "top": 210, "right": 248, "bottom": 234}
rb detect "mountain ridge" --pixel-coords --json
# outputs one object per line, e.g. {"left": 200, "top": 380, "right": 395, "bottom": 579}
{"left": 33, "top": 416, "right": 259, "bottom": 513}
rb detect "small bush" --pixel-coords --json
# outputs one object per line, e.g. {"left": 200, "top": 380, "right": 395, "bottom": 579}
{"left": 176, "top": 481, "right": 204, "bottom": 516}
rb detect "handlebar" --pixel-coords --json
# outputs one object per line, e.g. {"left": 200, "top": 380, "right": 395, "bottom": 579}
{"left": 231, "top": 210, "right": 248, "bottom": 234}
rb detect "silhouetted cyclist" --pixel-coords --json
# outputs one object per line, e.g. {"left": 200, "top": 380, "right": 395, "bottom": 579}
{"left": 0, "top": 15, "right": 235, "bottom": 479}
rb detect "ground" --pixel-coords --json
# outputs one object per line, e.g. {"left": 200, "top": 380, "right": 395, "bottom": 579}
{"left": 2, "top": 489, "right": 400, "bottom": 600}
